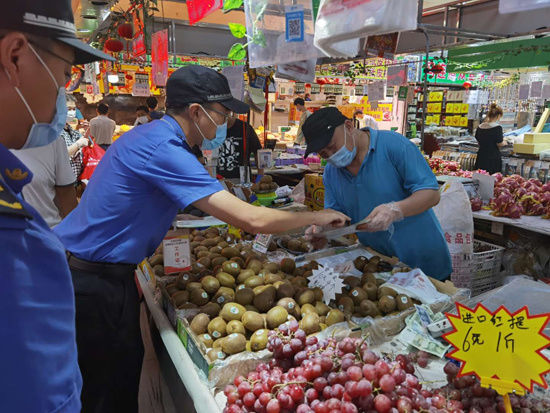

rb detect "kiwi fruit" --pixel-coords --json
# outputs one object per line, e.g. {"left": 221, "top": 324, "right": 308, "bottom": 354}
{"left": 287, "top": 239, "right": 301, "bottom": 251}
{"left": 212, "top": 336, "right": 226, "bottom": 348}
{"left": 222, "top": 333, "right": 247, "bottom": 355}
{"left": 361, "top": 272, "right": 377, "bottom": 285}
{"left": 362, "top": 282, "right": 378, "bottom": 301}
{"left": 263, "top": 262, "right": 279, "bottom": 273}
{"left": 265, "top": 306, "right": 288, "bottom": 329}
{"left": 293, "top": 267, "right": 306, "bottom": 277}
{"left": 172, "top": 290, "right": 189, "bottom": 307}
{"left": 326, "top": 309, "right": 345, "bottom": 326}
{"left": 200, "top": 302, "right": 221, "bottom": 319}
{"left": 241, "top": 311, "right": 265, "bottom": 332}
{"left": 292, "top": 276, "right": 308, "bottom": 288}
{"left": 178, "top": 303, "right": 197, "bottom": 310}
{"left": 201, "top": 276, "right": 220, "bottom": 294}
{"left": 186, "top": 281, "right": 202, "bottom": 293}
{"left": 220, "top": 302, "right": 246, "bottom": 322}
{"left": 300, "top": 313, "right": 321, "bottom": 335}
{"left": 300, "top": 303, "right": 317, "bottom": 315}
{"left": 166, "top": 283, "right": 179, "bottom": 296}
{"left": 338, "top": 296, "right": 354, "bottom": 314}
{"left": 222, "top": 261, "right": 241, "bottom": 277}
{"left": 359, "top": 299, "right": 379, "bottom": 317}
{"left": 230, "top": 256, "right": 245, "bottom": 269}
{"left": 237, "top": 269, "right": 255, "bottom": 284}
{"left": 235, "top": 287, "right": 254, "bottom": 306}
{"left": 376, "top": 278, "right": 386, "bottom": 287}
{"left": 211, "top": 256, "right": 227, "bottom": 268}
{"left": 277, "top": 297, "right": 300, "bottom": 318}
{"left": 153, "top": 264, "right": 164, "bottom": 277}
{"left": 207, "top": 317, "right": 227, "bottom": 339}
{"left": 194, "top": 246, "right": 208, "bottom": 254}
{"left": 349, "top": 287, "right": 368, "bottom": 306}
{"left": 216, "top": 272, "right": 236, "bottom": 288}
{"left": 250, "top": 329, "right": 269, "bottom": 351}
{"left": 246, "top": 259, "right": 263, "bottom": 275}
{"left": 378, "top": 286, "right": 397, "bottom": 299}
{"left": 280, "top": 258, "right": 296, "bottom": 274}
{"left": 209, "top": 246, "right": 223, "bottom": 255}
{"left": 221, "top": 246, "right": 239, "bottom": 259}
{"left": 276, "top": 281, "right": 295, "bottom": 299}
{"left": 364, "top": 261, "right": 379, "bottom": 273}
{"left": 245, "top": 305, "right": 259, "bottom": 312}
{"left": 196, "top": 250, "right": 210, "bottom": 259}
{"left": 314, "top": 301, "right": 331, "bottom": 317}
{"left": 296, "top": 289, "right": 315, "bottom": 306}
{"left": 190, "top": 313, "right": 210, "bottom": 335}
{"left": 198, "top": 333, "right": 213, "bottom": 348}
{"left": 201, "top": 238, "right": 217, "bottom": 248}
{"left": 190, "top": 288, "right": 210, "bottom": 306}
{"left": 312, "top": 287, "right": 324, "bottom": 302}
{"left": 396, "top": 294, "right": 414, "bottom": 311}
{"left": 253, "top": 285, "right": 276, "bottom": 313}
{"left": 213, "top": 287, "right": 235, "bottom": 306}
{"left": 226, "top": 320, "right": 246, "bottom": 335}
{"left": 369, "top": 255, "right": 381, "bottom": 265}
{"left": 378, "top": 295, "right": 397, "bottom": 314}
{"left": 343, "top": 276, "right": 361, "bottom": 291}
{"left": 244, "top": 275, "right": 264, "bottom": 289}
{"left": 149, "top": 254, "right": 163, "bottom": 267}
{"left": 264, "top": 272, "right": 283, "bottom": 284}
{"left": 207, "top": 348, "right": 226, "bottom": 362}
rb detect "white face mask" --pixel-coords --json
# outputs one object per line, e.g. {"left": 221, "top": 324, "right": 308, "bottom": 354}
{"left": 137, "top": 116, "right": 149, "bottom": 124}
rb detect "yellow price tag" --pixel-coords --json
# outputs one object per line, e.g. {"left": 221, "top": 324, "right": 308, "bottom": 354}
{"left": 444, "top": 304, "right": 550, "bottom": 394}
{"left": 228, "top": 224, "right": 242, "bottom": 239}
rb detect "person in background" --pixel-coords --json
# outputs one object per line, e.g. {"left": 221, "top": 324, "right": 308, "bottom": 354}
{"left": 353, "top": 109, "right": 378, "bottom": 130}
{"left": 304, "top": 93, "right": 312, "bottom": 101}
{"left": 134, "top": 105, "right": 149, "bottom": 126}
{"left": 217, "top": 117, "right": 262, "bottom": 179}
{"left": 474, "top": 103, "right": 506, "bottom": 174}
{"left": 146, "top": 96, "right": 164, "bottom": 120}
{"left": 294, "top": 97, "right": 310, "bottom": 145}
{"left": 89, "top": 102, "right": 116, "bottom": 151}
{"left": 62, "top": 106, "right": 89, "bottom": 189}
{"left": 11, "top": 134, "right": 78, "bottom": 227}
{"left": 0, "top": 0, "right": 113, "bottom": 411}
{"left": 303, "top": 107, "right": 452, "bottom": 280}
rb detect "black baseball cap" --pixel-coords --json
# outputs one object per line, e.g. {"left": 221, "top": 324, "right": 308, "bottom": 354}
{"left": 0, "top": 0, "right": 114, "bottom": 64}
{"left": 303, "top": 107, "right": 349, "bottom": 157}
{"left": 166, "top": 66, "right": 249, "bottom": 114}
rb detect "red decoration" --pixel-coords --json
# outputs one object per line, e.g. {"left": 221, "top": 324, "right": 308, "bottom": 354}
{"left": 125, "top": 74, "right": 133, "bottom": 80}
{"left": 463, "top": 81, "right": 472, "bottom": 89}
{"left": 117, "top": 22, "right": 134, "bottom": 40}
{"left": 105, "top": 38, "right": 124, "bottom": 53}
{"left": 187, "top": 0, "right": 222, "bottom": 26}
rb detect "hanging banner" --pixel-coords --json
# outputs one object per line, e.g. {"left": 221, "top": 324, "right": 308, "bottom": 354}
{"left": 365, "top": 32, "right": 400, "bottom": 60}
{"left": 187, "top": 0, "right": 222, "bottom": 26}
{"left": 151, "top": 30, "right": 169, "bottom": 87}
{"left": 132, "top": 72, "right": 151, "bottom": 97}
{"left": 132, "top": 32, "right": 146, "bottom": 57}
{"left": 386, "top": 64, "right": 407, "bottom": 87}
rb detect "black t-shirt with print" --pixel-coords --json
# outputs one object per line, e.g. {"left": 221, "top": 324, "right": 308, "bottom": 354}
{"left": 217, "top": 119, "right": 262, "bottom": 179}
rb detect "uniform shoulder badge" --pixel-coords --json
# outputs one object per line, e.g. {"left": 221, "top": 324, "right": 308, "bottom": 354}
{"left": 0, "top": 184, "right": 33, "bottom": 219}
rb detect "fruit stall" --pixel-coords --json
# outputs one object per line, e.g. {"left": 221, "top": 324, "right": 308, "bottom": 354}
{"left": 135, "top": 216, "right": 550, "bottom": 413}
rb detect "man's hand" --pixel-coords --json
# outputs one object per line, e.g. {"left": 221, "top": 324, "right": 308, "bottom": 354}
{"left": 313, "top": 208, "right": 350, "bottom": 228}
{"left": 76, "top": 137, "right": 89, "bottom": 149}
{"left": 356, "top": 202, "right": 403, "bottom": 232}
{"left": 305, "top": 225, "right": 328, "bottom": 250}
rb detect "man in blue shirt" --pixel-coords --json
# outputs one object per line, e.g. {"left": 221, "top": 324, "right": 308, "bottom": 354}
{"left": 303, "top": 107, "right": 452, "bottom": 280}
{"left": 54, "top": 66, "right": 348, "bottom": 412}
{"left": 0, "top": 1, "right": 113, "bottom": 412}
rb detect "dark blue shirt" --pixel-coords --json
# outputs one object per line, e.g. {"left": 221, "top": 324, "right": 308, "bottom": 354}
{"left": 54, "top": 116, "right": 223, "bottom": 264}
{"left": 149, "top": 110, "right": 164, "bottom": 120}
{"left": 324, "top": 128, "right": 452, "bottom": 279}
{"left": 0, "top": 144, "right": 81, "bottom": 412}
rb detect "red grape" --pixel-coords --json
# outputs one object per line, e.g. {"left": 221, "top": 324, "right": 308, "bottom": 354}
{"left": 391, "top": 368, "right": 406, "bottom": 385}
{"left": 374, "top": 394, "right": 392, "bottom": 413}
{"left": 347, "top": 366, "right": 363, "bottom": 381}
{"left": 313, "top": 377, "right": 327, "bottom": 393}
{"left": 242, "top": 392, "right": 256, "bottom": 408}
{"left": 289, "top": 385, "right": 305, "bottom": 403}
{"left": 356, "top": 379, "right": 373, "bottom": 397}
{"left": 362, "top": 364, "right": 377, "bottom": 381}
{"left": 259, "top": 392, "right": 272, "bottom": 406}
{"left": 396, "top": 397, "right": 413, "bottom": 413}
{"left": 266, "top": 398, "right": 280, "bottom": 413}
{"left": 379, "top": 374, "right": 396, "bottom": 393}
{"left": 341, "top": 401, "right": 358, "bottom": 413}
{"left": 375, "top": 360, "right": 391, "bottom": 377}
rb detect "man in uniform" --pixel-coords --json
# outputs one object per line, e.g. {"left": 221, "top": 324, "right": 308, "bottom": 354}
{"left": 0, "top": 1, "right": 112, "bottom": 412}
{"left": 304, "top": 107, "right": 452, "bottom": 280}
{"left": 54, "top": 66, "right": 348, "bottom": 412}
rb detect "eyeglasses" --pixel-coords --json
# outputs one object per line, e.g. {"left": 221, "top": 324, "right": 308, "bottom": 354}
{"left": 205, "top": 106, "right": 235, "bottom": 123}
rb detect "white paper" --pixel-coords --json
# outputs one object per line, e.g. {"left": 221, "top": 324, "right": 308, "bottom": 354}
{"left": 308, "top": 267, "right": 345, "bottom": 304}
{"left": 276, "top": 59, "right": 317, "bottom": 83}
{"left": 253, "top": 233, "right": 273, "bottom": 254}
{"left": 530, "top": 81, "right": 543, "bottom": 98}
{"left": 382, "top": 269, "right": 448, "bottom": 304}
{"left": 473, "top": 172, "right": 495, "bottom": 202}
{"left": 163, "top": 236, "right": 191, "bottom": 273}
{"left": 275, "top": 185, "right": 292, "bottom": 197}
{"left": 175, "top": 216, "right": 227, "bottom": 228}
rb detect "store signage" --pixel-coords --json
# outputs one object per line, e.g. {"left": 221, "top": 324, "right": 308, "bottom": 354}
{"left": 252, "top": 233, "right": 273, "bottom": 254}
{"left": 444, "top": 303, "right": 550, "bottom": 396}
{"left": 333, "top": 84, "right": 343, "bottom": 95}
{"left": 365, "top": 32, "right": 400, "bottom": 60}
{"left": 310, "top": 83, "right": 320, "bottom": 94}
{"left": 421, "top": 57, "right": 486, "bottom": 86}
{"left": 132, "top": 72, "right": 150, "bottom": 97}
{"left": 308, "top": 267, "right": 344, "bottom": 305}
{"left": 132, "top": 32, "right": 146, "bottom": 57}
{"left": 295, "top": 82, "right": 305, "bottom": 94}
{"left": 386, "top": 64, "right": 407, "bottom": 87}
{"left": 355, "top": 84, "right": 364, "bottom": 96}
{"left": 398, "top": 85, "right": 408, "bottom": 100}
{"left": 323, "top": 84, "right": 334, "bottom": 94}
{"left": 285, "top": 5, "right": 304, "bottom": 43}
{"left": 151, "top": 30, "right": 169, "bottom": 87}
{"left": 162, "top": 229, "right": 191, "bottom": 274}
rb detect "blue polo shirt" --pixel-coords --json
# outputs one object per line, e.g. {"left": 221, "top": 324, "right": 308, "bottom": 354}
{"left": 54, "top": 116, "right": 223, "bottom": 264}
{"left": 0, "top": 144, "right": 82, "bottom": 412}
{"left": 324, "top": 129, "right": 452, "bottom": 279}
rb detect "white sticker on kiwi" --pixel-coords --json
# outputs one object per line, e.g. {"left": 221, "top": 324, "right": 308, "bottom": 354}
{"left": 230, "top": 306, "right": 239, "bottom": 314}
{"left": 183, "top": 274, "right": 189, "bottom": 280}
{"left": 401, "top": 296, "right": 408, "bottom": 304}
{"left": 217, "top": 296, "right": 225, "bottom": 304}
{"left": 338, "top": 305, "right": 344, "bottom": 311}
{"left": 288, "top": 302, "right": 295, "bottom": 309}
{"left": 212, "top": 331, "right": 220, "bottom": 338}
{"left": 256, "top": 330, "right": 264, "bottom": 336}
{"left": 203, "top": 334, "right": 212, "bottom": 340}
{"left": 231, "top": 263, "right": 238, "bottom": 269}
{"left": 202, "top": 292, "right": 208, "bottom": 299}
{"left": 230, "top": 333, "right": 238, "bottom": 338}
{"left": 352, "top": 290, "right": 359, "bottom": 297}
{"left": 218, "top": 352, "right": 226, "bottom": 359}
{"left": 237, "top": 285, "right": 245, "bottom": 290}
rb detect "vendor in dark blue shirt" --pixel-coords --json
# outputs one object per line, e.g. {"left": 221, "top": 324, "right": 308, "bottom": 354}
{"left": 54, "top": 66, "right": 348, "bottom": 412}
{"left": 304, "top": 108, "right": 452, "bottom": 280}
{"left": 0, "top": 1, "right": 112, "bottom": 412}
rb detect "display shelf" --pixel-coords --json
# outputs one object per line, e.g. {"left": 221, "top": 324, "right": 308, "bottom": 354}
{"left": 472, "top": 210, "right": 550, "bottom": 237}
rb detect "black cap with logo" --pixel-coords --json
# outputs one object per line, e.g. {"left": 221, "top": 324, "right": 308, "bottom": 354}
{"left": 166, "top": 66, "right": 249, "bottom": 114}
{"left": 0, "top": 0, "right": 114, "bottom": 64}
{"left": 302, "top": 107, "right": 349, "bottom": 157}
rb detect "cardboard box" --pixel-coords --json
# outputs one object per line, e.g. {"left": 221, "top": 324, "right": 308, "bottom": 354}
{"left": 304, "top": 173, "right": 324, "bottom": 211}
{"left": 514, "top": 142, "right": 550, "bottom": 154}
{"left": 523, "top": 133, "right": 550, "bottom": 144}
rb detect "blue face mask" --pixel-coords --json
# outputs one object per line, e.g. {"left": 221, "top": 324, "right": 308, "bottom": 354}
{"left": 7, "top": 44, "right": 67, "bottom": 149}
{"left": 327, "top": 127, "right": 357, "bottom": 168}
{"left": 195, "top": 106, "right": 227, "bottom": 150}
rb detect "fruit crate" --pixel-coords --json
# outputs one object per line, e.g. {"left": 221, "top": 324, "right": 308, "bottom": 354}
{"left": 450, "top": 240, "right": 505, "bottom": 296}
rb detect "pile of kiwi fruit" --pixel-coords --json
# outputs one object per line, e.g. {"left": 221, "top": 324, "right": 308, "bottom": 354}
{"left": 278, "top": 235, "right": 311, "bottom": 254}
{"left": 250, "top": 174, "right": 278, "bottom": 193}
{"left": 333, "top": 255, "right": 416, "bottom": 319}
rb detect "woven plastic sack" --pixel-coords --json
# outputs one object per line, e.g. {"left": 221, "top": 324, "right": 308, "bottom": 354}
{"left": 314, "top": 0, "right": 418, "bottom": 57}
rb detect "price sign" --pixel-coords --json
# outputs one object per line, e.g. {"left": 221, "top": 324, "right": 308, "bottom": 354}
{"left": 310, "top": 84, "right": 320, "bottom": 94}
{"left": 444, "top": 304, "right": 550, "bottom": 396}
{"left": 308, "top": 267, "right": 345, "bottom": 305}
{"left": 252, "top": 233, "right": 273, "bottom": 254}
{"left": 333, "top": 84, "right": 343, "bottom": 95}
{"left": 295, "top": 82, "right": 305, "bottom": 94}
{"left": 323, "top": 84, "right": 334, "bottom": 94}
{"left": 162, "top": 230, "right": 191, "bottom": 274}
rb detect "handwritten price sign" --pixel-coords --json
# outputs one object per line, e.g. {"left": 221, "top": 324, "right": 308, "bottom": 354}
{"left": 443, "top": 304, "right": 550, "bottom": 396}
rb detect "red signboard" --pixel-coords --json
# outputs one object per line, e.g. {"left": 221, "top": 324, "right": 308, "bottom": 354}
{"left": 151, "top": 30, "right": 169, "bottom": 87}
{"left": 187, "top": 0, "right": 222, "bottom": 26}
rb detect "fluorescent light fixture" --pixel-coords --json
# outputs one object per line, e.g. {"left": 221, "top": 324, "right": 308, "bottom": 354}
{"left": 107, "top": 73, "right": 119, "bottom": 83}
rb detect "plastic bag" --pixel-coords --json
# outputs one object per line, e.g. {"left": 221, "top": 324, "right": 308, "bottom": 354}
{"left": 499, "top": 0, "right": 550, "bottom": 13}
{"left": 314, "top": 0, "right": 418, "bottom": 57}
{"left": 79, "top": 139, "right": 105, "bottom": 181}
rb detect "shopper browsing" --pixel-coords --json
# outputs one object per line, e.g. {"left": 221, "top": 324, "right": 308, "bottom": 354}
{"left": 294, "top": 97, "right": 310, "bottom": 145}
{"left": 147, "top": 96, "right": 164, "bottom": 120}
{"left": 303, "top": 107, "right": 452, "bottom": 280}
{"left": 0, "top": 1, "right": 112, "bottom": 412}
{"left": 89, "top": 102, "right": 116, "bottom": 151}
{"left": 474, "top": 103, "right": 506, "bottom": 174}
{"left": 134, "top": 105, "right": 150, "bottom": 126}
{"left": 54, "top": 65, "right": 349, "bottom": 413}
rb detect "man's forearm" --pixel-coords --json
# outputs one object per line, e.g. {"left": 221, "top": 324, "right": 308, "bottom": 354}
{"left": 396, "top": 189, "right": 440, "bottom": 218}
{"left": 54, "top": 186, "right": 78, "bottom": 218}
